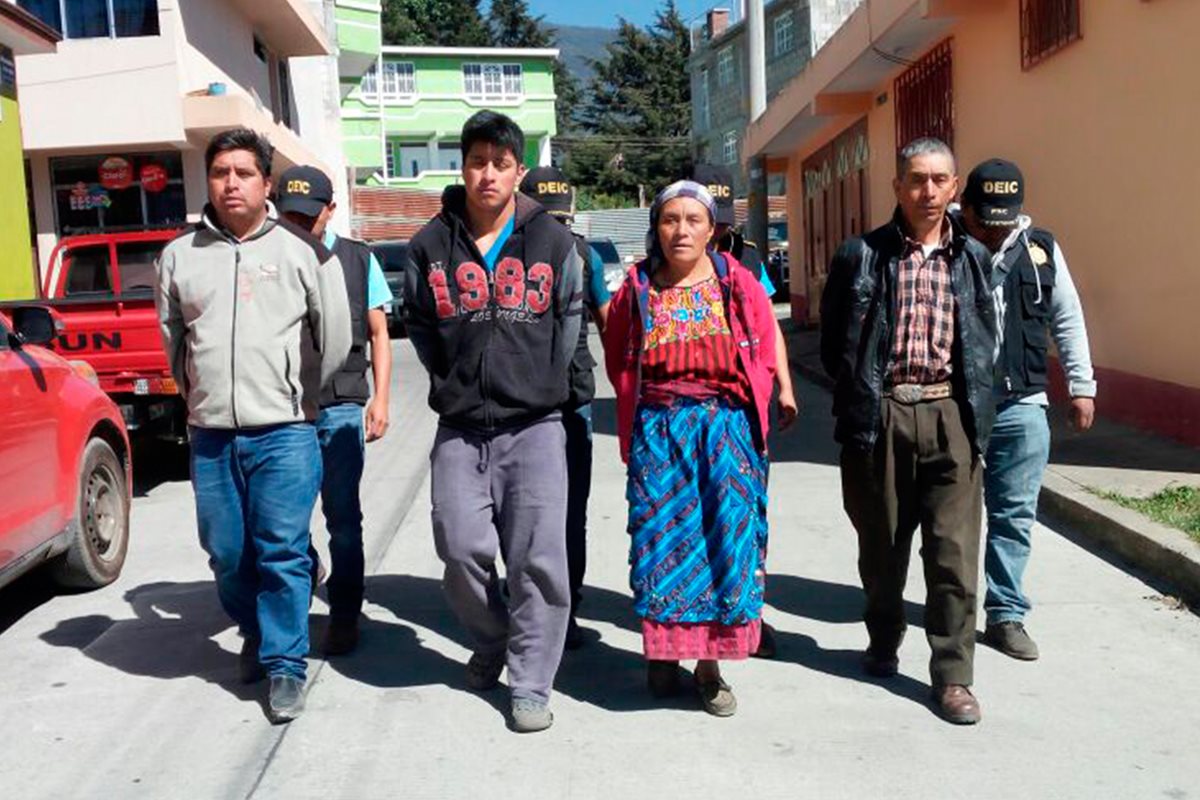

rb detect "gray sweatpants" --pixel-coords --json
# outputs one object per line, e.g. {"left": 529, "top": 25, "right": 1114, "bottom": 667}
{"left": 430, "top": 416, "right": 570, "bottom": 703}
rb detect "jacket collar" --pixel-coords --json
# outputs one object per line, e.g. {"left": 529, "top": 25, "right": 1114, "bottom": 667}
{"left": 201, "top": 200, "right": 278, "bottom": 244}
{"left": 439, "top": 185, "right": 545, "bottom": 234}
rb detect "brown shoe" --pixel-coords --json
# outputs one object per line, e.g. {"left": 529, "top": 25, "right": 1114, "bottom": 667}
{"left": 695, "top": 674, "right": 737, "bottom": 717}
{"left": 933, "top": 684, "right": 981, "bottom": 725}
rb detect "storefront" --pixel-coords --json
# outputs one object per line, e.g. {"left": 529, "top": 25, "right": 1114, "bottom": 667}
{"left": 49, "top": 150, "right": 186, "bottom": 235}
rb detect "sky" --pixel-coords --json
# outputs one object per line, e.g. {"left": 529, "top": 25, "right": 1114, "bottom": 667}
{"left": 520, "top": 0, "right": 737, "bottom": 29}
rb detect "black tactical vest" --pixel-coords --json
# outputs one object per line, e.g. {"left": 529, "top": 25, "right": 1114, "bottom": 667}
{"left": 321, "top": 236, "right": 372, "bottom": 407}
{"left": 566, "top": 234, "right": 597, "bottom": 408}
{"left": 1000, "top": 228, "right": 1057, "bottom": 395}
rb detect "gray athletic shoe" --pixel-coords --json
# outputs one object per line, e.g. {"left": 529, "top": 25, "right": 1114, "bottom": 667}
{"left": 267, "top": 675, "right": 306, "bottom": 724}
{"left": 511, "top": 697, "right": 553, "bottom": 733}
{"left": 982, "top": 621, "right": 1040, "bottom": 661}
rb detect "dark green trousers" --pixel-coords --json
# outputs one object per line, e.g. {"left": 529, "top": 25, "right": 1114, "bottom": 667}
{"left": 840, "top": 397, "right": 983, "bottom": 687}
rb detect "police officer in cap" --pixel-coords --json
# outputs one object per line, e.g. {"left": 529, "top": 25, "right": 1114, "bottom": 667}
{"left": 519, "top": 166, "right": 611, "bottom": 650}
{"left": 688, "top": 163, "right": 798, "bottom": 658}
{"left": 959, "top": 159, "right": 1096, "bottom": 662}
{"left": 276, "top": 165, "right": 395, "bottom": 656}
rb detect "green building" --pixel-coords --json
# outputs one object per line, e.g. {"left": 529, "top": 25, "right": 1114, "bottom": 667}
{"left": 0, "top": 1, "right": 57, "bottom": 300}
{"left": 340, "top": 45, "right": 559, "bottom": 190}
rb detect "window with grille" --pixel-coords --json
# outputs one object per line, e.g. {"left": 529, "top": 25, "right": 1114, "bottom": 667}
{"left": 381, "top": 62, "right": 416, "bottom": 99}
{"left": 717, "top": 47, "right": 735, "bottom": 87}
{"left": 361, "top": 62, "right": 379, "bottom": 98}
{"left": 1020, "top": 0, "right": 1081, "bottom": 70}
{"left": 463, "top": 63, "right": 524, "bottom": 101}
{"left": 19, "top": 0, "right": 159, "bottom": 39}
{"left": 894, "top": 39, "right": 954, "bottom": 153}
{"left": 723, "top": 132, "right": 738, "bottom": 165}
{"left": 773, "top": 12, "right": 795, "bottom": 57}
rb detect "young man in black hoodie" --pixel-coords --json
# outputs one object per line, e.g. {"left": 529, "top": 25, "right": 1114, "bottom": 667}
{"left": 404, "top": 111, "right": 583, "bottom": 733}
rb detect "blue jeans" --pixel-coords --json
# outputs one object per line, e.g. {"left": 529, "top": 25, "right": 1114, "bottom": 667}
{"left": 983, "top": 401, "right": 1051, "bottom": 625}
{"left": 316, "top": 403, "right": 366, "bottom": 620}
{"left": 190, "top": 423, "right": 320, "bottom": 679}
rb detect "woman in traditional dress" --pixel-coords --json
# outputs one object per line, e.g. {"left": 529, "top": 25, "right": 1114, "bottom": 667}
{"left": 603, "top": 181, "right": 778, "bottom": 716}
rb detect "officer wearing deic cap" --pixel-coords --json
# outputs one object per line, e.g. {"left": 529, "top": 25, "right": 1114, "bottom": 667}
{"left": 519, "top": 166, "right": 611, "bottom": 651}
{"left": 959, "top": 158, "right": 1096, "bottom": 663}
{"left": 276, "top": 164, "right": 395, "bottom": 657}
{"left": 686, "top": 162, "right": 798, "bottom": 660}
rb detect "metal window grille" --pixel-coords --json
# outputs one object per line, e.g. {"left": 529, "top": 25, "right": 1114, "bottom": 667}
{"left": 773, "top": 12, "right": 794, "bottom": 57}
{"left": 717, "top": 48, "right": 735, "bottom": 87}
{"left": 463, "top": 63, "right": 523, "bottom": 100}
{"left": 723, "top": 132, "right": 738, "bottom": 165}
{"left": 1020, "top": 0, "right": 1081, "bottom": 70}
{"left": 381, "top": 62, "right": 416, "bottom": 99}
{"left": 894, "top": 39, "right": 954, "bottom": 153}
{"left": 361, "top": 62, "right": 378, "bottom": 97}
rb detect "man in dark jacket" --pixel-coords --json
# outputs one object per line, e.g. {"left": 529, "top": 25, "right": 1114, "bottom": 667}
{"left": 404, "top": 112, "right": 583, "bottom": 734}
{"left": 959, "top": 159, "right": 1096, "bottom": 662}
{"left": 518, "top": 166, "right": 610, "bottom": 651}
{"left": 820, "top": 137, "right": 996, "bottom": 725}
{"left": 276, "top": 165, "right": 394, "bottom": 657}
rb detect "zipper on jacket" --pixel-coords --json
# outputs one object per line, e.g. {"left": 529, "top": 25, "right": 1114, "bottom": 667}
{"left": 284, "top": 348, "right": 299, "bottom": 417}
{"left": 230, "top": 246, "right": 241, "bottom": 428}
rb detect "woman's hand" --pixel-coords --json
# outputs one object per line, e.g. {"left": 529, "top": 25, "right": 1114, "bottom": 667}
{"left": 777, "top": 389, "right": 799, "bottom": 431}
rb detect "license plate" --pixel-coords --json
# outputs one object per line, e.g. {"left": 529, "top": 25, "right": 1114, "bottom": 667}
{"left": 133, "top": 379, "right": 150, "bottom": 395}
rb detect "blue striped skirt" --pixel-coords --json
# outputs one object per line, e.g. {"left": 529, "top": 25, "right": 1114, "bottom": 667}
{"left": 626, "top": 398, "right": 769, "bottom": 626}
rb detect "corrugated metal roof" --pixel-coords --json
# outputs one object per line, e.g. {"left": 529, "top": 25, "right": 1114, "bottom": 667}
{"left": 573, "top": 208, "right": 651, "bottom": 262}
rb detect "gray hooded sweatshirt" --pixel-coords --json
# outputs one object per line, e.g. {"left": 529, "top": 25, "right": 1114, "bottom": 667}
{"left": 155, "top": 204, "right": 352, "bottom": 429}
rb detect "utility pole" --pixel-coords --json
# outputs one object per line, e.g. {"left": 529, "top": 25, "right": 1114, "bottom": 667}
{"left": 745, "top": 0, "right": 770, "bottom": 278}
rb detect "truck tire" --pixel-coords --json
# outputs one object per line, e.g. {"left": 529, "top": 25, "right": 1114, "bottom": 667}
{"left": 51, "top": 438, "right": 130, "bottom": 589}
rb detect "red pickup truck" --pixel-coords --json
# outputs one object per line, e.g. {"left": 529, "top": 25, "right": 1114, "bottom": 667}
{"left": 27, "top": 229, "right": 185, "bottom": 440}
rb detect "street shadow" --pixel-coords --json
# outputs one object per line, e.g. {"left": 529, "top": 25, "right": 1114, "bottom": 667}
{"left": 366, "top": 574, "right": 695, "bottom": 713}
{"left": 38, "top": 580, "right": 262, "bottom": 704}
{"left": 131, "top": 439, "right": 190, "bottom": 497}
{"left": 0, "top": 568, "right": 62, "bottom": 637}
{"left": 765, "top": 573, "right": 924, "bottom": 628}
{"left": 770, "top": 628, "right": 935, "bottom": 713}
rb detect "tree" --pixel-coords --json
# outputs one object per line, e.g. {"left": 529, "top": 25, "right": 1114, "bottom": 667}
{"left": 488, "top": 0, "right": 551, "bottom": 48}
{"left": 382, "top": 0, "right": 490, "bottom": 47}
{"left": 486, "top": 0, "right": 581, "bottom": 134}
{"left": 563, "top": 1, "right": 691, "bottom": 205}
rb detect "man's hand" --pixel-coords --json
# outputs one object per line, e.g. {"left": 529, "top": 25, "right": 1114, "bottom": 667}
{"left": 777, "top": 388, "right": 799, "bottom": 431}
{"left": 365, "top": 396, "right": 389, "bottom": 441}
{"left": 1069, "top": 397, "right": 1095, "bottom": 432}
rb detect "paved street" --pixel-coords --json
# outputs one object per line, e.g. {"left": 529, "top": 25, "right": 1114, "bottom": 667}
{"left": 1, "top": 336, "right": 1198, "bottom": 800}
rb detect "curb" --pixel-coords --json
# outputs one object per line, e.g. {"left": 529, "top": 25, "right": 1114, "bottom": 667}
{"left": 1039, "top": 470, "right": 1200, "bottom": 608}
{"left": 784, "top": 328, "right": 1200, "bottom": 609}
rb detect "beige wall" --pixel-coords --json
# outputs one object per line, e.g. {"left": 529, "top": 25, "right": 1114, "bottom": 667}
{"left": 799, "top": 1, "right": 1198, "bottom": 390}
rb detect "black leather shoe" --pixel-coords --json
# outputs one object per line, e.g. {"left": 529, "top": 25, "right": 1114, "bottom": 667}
{"left": 861, "top": 648, "right": 899, "bottom": 678}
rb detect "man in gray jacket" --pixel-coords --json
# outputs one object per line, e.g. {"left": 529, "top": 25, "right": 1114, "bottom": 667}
{"left": 960, "top": 159, "right": 1096, "bottom": 661}
{"left": 155, "top": 128, "right": 352, "bottom": 723}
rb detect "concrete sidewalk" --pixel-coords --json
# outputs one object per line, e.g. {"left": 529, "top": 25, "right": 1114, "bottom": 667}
{"left": 782, "top": 320, "right": 1200, "bottom": 606}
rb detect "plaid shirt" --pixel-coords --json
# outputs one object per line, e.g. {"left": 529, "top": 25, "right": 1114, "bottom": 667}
{"left": 889, "top": 221, "right": 955, "bottom": 386}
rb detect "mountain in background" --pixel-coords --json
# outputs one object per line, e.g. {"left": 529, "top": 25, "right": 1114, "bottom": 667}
{"left": 553, "top": 25, "right": 616, "bottom": 87}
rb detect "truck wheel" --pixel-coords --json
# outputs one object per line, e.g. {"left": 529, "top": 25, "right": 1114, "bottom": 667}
{"left": 51, "top": 438, "right": 130, "bottom": 589}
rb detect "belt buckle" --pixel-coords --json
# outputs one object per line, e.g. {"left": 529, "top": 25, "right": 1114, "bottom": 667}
{"left": 892, "top": 384, "right": 923, "bottom": 404}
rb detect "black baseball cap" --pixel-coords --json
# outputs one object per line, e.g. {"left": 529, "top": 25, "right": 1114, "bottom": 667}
{"left": 276, "top": 165, "right": 334, "bottom": 218}
{"left": 962, "top": 159, "right": 1024, "bottom": 226}
{"left": 688, "top": 164, "right": 736, "bottom": 226}
{"left": 520, "top": 166, "right": 573, "bottom": 217}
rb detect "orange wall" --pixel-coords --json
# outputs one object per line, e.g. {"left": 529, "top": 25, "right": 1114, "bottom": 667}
{"left": 846, "top": 1, "right": 1200, "bottom": 390}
